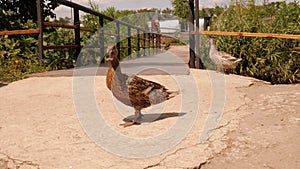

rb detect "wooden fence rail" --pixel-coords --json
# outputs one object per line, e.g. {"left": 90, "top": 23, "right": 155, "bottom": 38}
{"left": 200, "top": 31, "right": 300, "bottom": 40}
{"left": 42, "top": 22, "right": 95, "bottom": 32}
{"left": 0, "top": 29, "right": 40, "bottom": 36}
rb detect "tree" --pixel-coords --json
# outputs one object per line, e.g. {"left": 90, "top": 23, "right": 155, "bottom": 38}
{"left": 170, "top": 0, "right": 189, "bottom": 19}
{"left": 0, "top": 0, "right": 58, "bottom": 30}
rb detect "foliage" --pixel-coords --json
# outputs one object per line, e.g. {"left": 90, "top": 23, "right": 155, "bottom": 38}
{"left": 0, "top": 0, "right": 58, "bottom": 30}
{"left": 42, "top": 27, "right": 76, "bottom": 70}
{"left": 170, "top": 0, "right": 189, "bottom": 19}
{"left": 80, "top": 1, "right": 165, "bottom": 65}
{"left": 0, "top": 0, "right": 59, "bottom": 81}
{"left": 199, "top": 6, "right": 226, "bottom": 17}
{"left": 210, "top": 1, "right": 300, "bottom": 84}
{"left": 1, "top": 0, "right": 299, "bottom": 84}
{"left": 0, "top": 34, "right": 43, "bottom": 82}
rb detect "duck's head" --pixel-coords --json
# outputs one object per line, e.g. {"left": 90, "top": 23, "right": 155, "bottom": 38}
{"left": 206, "top": 38, "right": 217, "bottom": 50}
{"left": 106, "top": 45, "right": 118, "bottom": 62}
{"left": 207, "top": 38, "right": 215, "bottom": 45}
{"left": 106, "top": 45, "right": 120, "bottom": 69}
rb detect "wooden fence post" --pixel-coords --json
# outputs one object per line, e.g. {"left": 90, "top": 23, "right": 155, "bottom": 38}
{"left": 36, "top": 0, "right": 43, "bottom": 64}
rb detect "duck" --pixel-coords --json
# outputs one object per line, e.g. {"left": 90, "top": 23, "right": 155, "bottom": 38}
{"left": 106, "top": 46, "right": 179, "bottom": 127}
{"left": 208, "top": 38, "right": 242, "bottom": 74}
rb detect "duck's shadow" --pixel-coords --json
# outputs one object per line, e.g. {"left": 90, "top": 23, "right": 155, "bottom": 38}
{"left": 123, "top": 112, "right": 186, "bottom": 124}
{"left": 0, "top": 83, "right": 8, "bottom": 88}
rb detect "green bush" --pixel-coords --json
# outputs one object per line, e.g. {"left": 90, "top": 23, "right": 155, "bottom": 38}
{"left": 0, "top": 35, "right": 43, "bottom": 82}
{"left": 211, "top": 1, "right": 300, "bottom": 84}
{"left": 42, "top": 27, "right": 76, "bottom": 70}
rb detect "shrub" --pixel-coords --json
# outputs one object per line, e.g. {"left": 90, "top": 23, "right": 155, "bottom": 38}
{"left": 210, "top": 1, "right": 300, "bottom": 84}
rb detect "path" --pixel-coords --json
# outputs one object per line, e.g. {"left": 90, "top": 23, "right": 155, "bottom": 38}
{"left": 26, "top": 46, "right": 190, "bottom": 78}
{"left": 0, "top": 46, "right": 299, "bottom": 169}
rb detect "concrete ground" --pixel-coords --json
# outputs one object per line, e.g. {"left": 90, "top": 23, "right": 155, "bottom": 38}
{"left": 0, "top": 46, "right": 299, "bottom": 169}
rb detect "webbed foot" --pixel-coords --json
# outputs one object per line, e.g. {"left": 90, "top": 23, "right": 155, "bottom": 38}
{"left": 120, "top": 121, "right": 136, "bottom": 127}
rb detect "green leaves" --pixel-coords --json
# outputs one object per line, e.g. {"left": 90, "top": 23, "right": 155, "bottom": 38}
{"left": 170, "top": 0, "right": 189, "bottom": 19}
{"left": 0, "top": 0, "right": 58, "bottom": 31}
{"left": 0, "top": 34, "right": 41, "bottom": 82}
{"left": 211, "top": 1, "right": 300, "bottom": 84}
{"left": 42, "top": 27, "right": 76, "bottom": 70}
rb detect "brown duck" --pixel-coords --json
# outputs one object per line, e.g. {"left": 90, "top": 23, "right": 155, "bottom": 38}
{"left": 106, "top": 46, "right": 179, "bottom": 127}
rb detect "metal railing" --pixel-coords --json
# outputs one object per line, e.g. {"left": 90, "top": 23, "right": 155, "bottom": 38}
{"left": 36, "top": 0, "right": 161, "bottom": 63}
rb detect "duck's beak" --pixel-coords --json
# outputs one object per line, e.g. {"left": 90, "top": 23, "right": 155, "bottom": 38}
{"left": 206, "top": 37, "right": 212, "bottom": 43}
{"left": 106, "top": 46, "right": 118, "bottom": 62}
{"left": 106, "top": 58, "right": 113, "bottom": 62}
{"left": 105, "top": 52, "right": 115, "bottom": 62}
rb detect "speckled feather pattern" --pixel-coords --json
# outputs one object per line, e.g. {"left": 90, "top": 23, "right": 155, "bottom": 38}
{"left": 106, "top": 46, "right": 177, "bottom": 111}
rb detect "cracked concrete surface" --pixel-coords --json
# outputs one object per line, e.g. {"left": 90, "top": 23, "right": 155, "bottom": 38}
{"left": 201, "top": 82, "right": 300, "bottom": 169}
{"left": 0, "top": 69, "right": 299, "bottom": 169}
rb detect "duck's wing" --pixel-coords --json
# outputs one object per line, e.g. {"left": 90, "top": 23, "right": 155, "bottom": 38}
{"left": 128, "top": 75, "right": 175, "bottom": 107}
{"left": 129, "top": 75, "right": 167, "bottom": 95}
{"left": 219, "top": 51, "right": 234, "bottom": 59}
{"left": 219, "top": 51, "right": 241, "bottom": 62}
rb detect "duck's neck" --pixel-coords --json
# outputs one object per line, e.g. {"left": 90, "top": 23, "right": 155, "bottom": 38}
{"left": 106, "top": 58, "right": 122, "bottom": 90}
{"left": 110, "top": 57, "right": 120, "bottom": 70}
{"left": 209, "top": 41, "right": 217, "bottom": 54}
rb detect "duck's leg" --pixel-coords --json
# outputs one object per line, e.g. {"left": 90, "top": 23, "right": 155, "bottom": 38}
{"left": 120, "top": 110, "right": 141, "bottom": 127}
{"left": 226, "top": 69, "right": 231, "bottom": 74}
{"left": 216, "top": 66, "right": 220, "bottom": 73}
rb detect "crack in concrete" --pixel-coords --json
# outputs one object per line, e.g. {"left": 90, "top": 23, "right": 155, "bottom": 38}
{"left": 144, "top": 95, "right": 248, "bottom": 169}
{"left": 144, "top": 142, "right": 205, "bottom": 169}
{"left": 0, "top": 152, "right": 40, "bottom": 169}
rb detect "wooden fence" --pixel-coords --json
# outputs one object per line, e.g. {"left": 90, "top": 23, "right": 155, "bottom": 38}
{"left": 200, "top": 31, "right": 300, "bottom": 40}
{"left": 0, "top": 29, "right": 40, "bottom": 36}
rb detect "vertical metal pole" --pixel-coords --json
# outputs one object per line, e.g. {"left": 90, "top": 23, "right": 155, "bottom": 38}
{"left": 148, "top": 33, "right": 151, "bottom": 56}
{"left": 143, "top": 32, "right": 146, "bottom": 56}
{"left": 195, "top": 0, "right": 204, "bottom": 69}
{"left": 74, "top": 8, "right": 80, "bottom": 59}
{"left": 155, "top": 33, "right": 158, "bottom": 53}
{"left": 116, "top": 22, "right": 120, "bottom": 60}
{"left": 188, "top": 0, "right": 196, "bottom": 68}
{"left": 70, "top": 0, "right": 73, "bottom": 23}
{"left": 137, "top": 29, "right": 141, "bottom": 57}
{"left": 152, "top": 33, "right": 155, "bottom": 55}
{"left": 36, "top": 0, "right": 43, "bottom": 64}
{"left": 127, "top": 26, "right": 131, "bottom": 57}
{"left": 158, "top": 34, "right": 161, "bottom": 50}
{"left": 99, "top": 17, "right": 105, "bottom": 63}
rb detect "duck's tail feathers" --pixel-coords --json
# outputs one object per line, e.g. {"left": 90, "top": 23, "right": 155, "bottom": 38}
{"left": 167, "top": 90, "right": 180, "bottom": 99}
{"left": 234, "top": 58, "right": 242, "bottom": 63}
